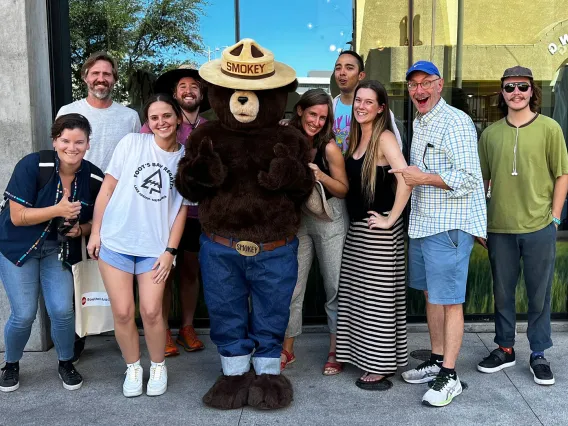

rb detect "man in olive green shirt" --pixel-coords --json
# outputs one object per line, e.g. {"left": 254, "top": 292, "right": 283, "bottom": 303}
{"left": 477, "top": 66, "right": 568, "bottom": 386}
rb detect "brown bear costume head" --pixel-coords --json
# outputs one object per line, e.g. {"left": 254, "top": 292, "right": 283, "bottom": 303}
{"left": 199, "top": 38, "right": 298, "bottom": 130}
{"left": 206, "top": 81, "right": 297, "bottom": 130}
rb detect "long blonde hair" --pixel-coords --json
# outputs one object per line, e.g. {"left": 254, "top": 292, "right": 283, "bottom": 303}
{"left": 346, "top": 80, "right": 394, "bottom": 204}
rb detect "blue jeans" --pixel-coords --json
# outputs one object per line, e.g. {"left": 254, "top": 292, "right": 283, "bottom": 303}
{"left": 408, "top": 230, "right": 475, "bottom": 305}
{"left": 199, "top": 234, "right": 298, "bottom": 376}
{"left": 488, "top": 223, "right": 556, "bottom": 352}
{"left": 0, "top": 241, "right": 75, "bottom": 362}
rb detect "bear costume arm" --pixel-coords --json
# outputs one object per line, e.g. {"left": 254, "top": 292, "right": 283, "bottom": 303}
{"left": 175, "top": 124, "right": 228, "bottom": 202}
{"left": 257, "top": 126, "right": 315, "bottom": 202}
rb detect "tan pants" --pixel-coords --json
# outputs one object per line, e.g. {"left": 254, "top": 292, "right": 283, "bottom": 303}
{"left": 285, "top": 197, "right": 349, "bottom": 338}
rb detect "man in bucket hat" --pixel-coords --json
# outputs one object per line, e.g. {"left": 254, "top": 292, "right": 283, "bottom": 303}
{"left": 476, "top": 66, "right": 568, "bottom": 386}
{"left": 176, "top": 38, "right": 314, "bottom": 409}
{"left": 142, "top": 65, "right": 210, "bottom": 144}
{"left": 141, "top": 65, "right": 210, "bottom": 358}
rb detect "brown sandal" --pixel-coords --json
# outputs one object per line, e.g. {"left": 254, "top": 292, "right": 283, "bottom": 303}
{"left": 323, "top": 351, "right": 343, "bottom": 376}
{"left": 280, "top": 349, "right": 296, "bottom": 371}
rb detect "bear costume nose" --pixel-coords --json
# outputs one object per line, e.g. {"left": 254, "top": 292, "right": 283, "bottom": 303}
{"left": 238, "top": 96, "right": 248, "bottom": 105}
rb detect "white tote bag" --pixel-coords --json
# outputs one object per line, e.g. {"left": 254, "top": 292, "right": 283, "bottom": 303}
{"left": 73, "top": 237, "right": 114, "bottom": 337}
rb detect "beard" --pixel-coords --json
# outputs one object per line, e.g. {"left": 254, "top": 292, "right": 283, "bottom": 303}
{"left": 88, "top": 82, "right": 112, "bottom": 100}
{"left": 178, "top": 96, "right": 201, "bottom": 112}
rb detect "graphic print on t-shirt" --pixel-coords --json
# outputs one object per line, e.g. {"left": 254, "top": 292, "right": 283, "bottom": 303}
{"left": 333, "top": 100, "right": 352, "bottom": 155}
{"left": 133, "top": 162, "right": 175, "bottom": 202}
{"left": 141, "top": 169, "right": 162, "bottom": 195}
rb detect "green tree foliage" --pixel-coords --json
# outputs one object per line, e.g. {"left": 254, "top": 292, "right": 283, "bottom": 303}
{"left": 69, "top": 0, "right": 205, "bottom": 102}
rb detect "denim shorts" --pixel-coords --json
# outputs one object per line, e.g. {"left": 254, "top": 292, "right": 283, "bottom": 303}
{"left": 99, "top": 245, "right": 157, "bottom": 275}
{"left": 408, "top": 229, "right": 475, "bottom": 305}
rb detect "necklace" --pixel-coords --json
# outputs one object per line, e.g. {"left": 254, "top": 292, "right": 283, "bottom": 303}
{"left": 181, "top": 109, "right": 201, "bottom": 129}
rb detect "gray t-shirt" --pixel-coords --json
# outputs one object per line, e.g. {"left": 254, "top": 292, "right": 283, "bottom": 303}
{"left": 57, "top": 99, "right": 141, "bottom": 171}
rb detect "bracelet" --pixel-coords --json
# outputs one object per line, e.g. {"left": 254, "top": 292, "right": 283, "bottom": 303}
{"left": 21, "top": 208, "right": 28, "bottom": 226}
{"left": 552, "top": 217, "right": 561, "bottom": 226}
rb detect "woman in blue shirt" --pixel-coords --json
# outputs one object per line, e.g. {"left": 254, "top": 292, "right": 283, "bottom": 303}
{"left": 0, "top": 114, "right": 103, "bottom": 393}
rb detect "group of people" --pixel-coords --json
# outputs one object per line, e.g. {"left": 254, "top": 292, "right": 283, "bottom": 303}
{"left": 0, "top": 46, "right": 565, "bottom": 410}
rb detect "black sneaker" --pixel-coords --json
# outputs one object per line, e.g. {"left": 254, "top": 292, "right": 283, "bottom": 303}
{"left": 72, "top": 337, "right": 86, "bottom": 365}
{"left": 0, "top": 362, "right": 19, "bottom": 392}
{"left": 58, "top": 361, "right": 83, "bottom": 390}
{"left": 530, "top": 355, "right": 555, "bottom": 385}
{"left": 477, "top": 348, "right": 516, "bottom": 373}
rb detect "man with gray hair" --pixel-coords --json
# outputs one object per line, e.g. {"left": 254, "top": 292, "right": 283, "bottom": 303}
{"left": 393, "top": 60, "right": 486, "bottom": 407}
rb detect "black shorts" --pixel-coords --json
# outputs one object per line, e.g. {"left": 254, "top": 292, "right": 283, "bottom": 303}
{"left": 178, "top": 218, "right": 202, "bottom": 253}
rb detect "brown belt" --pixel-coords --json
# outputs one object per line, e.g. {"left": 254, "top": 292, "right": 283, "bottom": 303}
{"left": 205, "top": 232, "right": 294, "bottom": 256}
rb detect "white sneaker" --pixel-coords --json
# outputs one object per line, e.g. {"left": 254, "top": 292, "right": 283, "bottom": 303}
{"left": 422, "top": 373, "right": 462, "bottom": 407}
{"left": 123, "top": 361, "right": 143, "bottom": 398}
{"left": 146, "top": 361, "right": 167, "bottom": 396}
{"left": 402, "top": 360, "right": 441, "bottom": 384}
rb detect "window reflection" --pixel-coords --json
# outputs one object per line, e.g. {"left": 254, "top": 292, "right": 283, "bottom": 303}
{"left": 356, "top": 0, "right": 568, "bottom": 316}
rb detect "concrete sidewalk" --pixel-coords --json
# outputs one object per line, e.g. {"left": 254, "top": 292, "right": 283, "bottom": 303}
{"left": 1, "top": 331, "right": 566, "bottom": 426}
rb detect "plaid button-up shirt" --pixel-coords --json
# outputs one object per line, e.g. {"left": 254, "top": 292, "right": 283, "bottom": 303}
{"left": 408, "top": 98, "right": 487, "bottom": 239}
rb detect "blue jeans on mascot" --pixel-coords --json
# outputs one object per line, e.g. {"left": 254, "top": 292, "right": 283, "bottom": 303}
{"left": 199, "top": 233, "right": 298, "bottom": 376}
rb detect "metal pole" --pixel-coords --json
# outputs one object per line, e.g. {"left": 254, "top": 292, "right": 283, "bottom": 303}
{"left": 430, "top": 0, "right": 436, "bottom": 61}
{"left": 235, "top": 0, "right": 240, "bottom": 43}
{"left": 455, "top": 0, "right": 464, "bottom": 88}
{"left": 352, "top": 0, "right": 357, "bottom": 51}
{"left": 406, "top": 0, "right": 414, "bottom": 157}
{"left": 46, "top": 0, "right": 72, "bottom": 116}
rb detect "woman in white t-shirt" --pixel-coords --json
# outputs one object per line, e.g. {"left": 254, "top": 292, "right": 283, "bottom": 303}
{"left": 87, "top": 94, "right": 188, "bottom": 398}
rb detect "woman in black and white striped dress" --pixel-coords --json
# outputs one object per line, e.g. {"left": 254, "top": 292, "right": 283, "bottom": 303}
{"left": 336, "top": 80, "right": 412, "bottom": 391}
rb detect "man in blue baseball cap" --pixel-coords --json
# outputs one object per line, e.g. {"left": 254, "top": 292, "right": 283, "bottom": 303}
{"left": 391, "top": 61, "right": 487, "bottom": 407}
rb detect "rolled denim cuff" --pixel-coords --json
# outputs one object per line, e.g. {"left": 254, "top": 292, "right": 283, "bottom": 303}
{"left": 220, "top": 353, "right": 251, "bottom": 376}
{"left": 252, "top": 356, "right": 280, "bottom": 375}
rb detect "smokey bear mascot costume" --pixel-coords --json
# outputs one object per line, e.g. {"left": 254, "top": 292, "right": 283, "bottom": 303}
{"left": 175, "top": 39, "right": 314, "bottom": 410}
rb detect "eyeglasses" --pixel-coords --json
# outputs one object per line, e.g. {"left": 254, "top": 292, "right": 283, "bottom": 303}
{"left": 422, "top": 143, "right": 434, "bottom": 170}
{"left": 502, "top": 82, "right": 531, "bottom": 93}
{"left": 408, "top": 78, "right": 440, "bottom": 91}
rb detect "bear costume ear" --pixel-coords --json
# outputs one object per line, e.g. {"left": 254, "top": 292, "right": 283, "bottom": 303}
{"left": 283, "top": 79, "right": 298, "bottom": 93}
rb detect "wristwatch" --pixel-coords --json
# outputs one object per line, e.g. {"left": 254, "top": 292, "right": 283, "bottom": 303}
{"left": 552, "top": 217, "right": 561, "bottom": 226}
{"left": 165, "top": 247, "right": 178, "bottom": 256}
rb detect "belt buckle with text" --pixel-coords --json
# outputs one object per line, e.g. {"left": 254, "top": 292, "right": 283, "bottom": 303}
{"left": 235, "top": 241, "right": 260, "bottom": 256}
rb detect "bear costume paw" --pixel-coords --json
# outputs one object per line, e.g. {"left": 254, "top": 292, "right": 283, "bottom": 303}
{"left": 202, "top": 370, "right": 256, "bottom": 410}
{"left": 247, "top": 374, "right": 294, "bottom": 410}
{"left": 257, "top": 143, "right": 306, "bottom": 191}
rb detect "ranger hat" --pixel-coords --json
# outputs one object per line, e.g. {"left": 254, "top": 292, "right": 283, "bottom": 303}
{"left": 199, "top": 39, "right": 296, "bottom": 90}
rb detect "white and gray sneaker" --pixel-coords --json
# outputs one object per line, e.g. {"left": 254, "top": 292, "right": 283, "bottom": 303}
{"left": 123, "top": 361, "right": 143, "bottom": 398}
{"left": 146, "top": 361, "right": 167, "bottom": 396}
{"left": 422, "top": 373, "right": 462, "bottom": 407}
{"left": 402, "top": 360, "right": 441, "bottom": 384}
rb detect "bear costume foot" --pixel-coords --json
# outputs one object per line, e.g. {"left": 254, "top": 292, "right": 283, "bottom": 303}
{"left": 202, "top": 370, "right": 256, "bottom": 410}
{"left": 248, "top": 374, "right": 294, "bottom": 410}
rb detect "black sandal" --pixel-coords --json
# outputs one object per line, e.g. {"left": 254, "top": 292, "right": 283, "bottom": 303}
{"left": 355, "top": 373, "right": 393, "bottom": 391}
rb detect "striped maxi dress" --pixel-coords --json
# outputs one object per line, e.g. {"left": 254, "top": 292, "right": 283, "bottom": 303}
{"left": 335, "top": 217, "right": 408, "bottom": 374}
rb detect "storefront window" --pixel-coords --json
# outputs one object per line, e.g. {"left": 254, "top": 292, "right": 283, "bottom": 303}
{"left": 357, "top": 0, "right": 568, "bottom": 316}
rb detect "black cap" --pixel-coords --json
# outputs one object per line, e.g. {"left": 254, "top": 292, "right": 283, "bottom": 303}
{"left": 501, "top": 66, "right": 533, "bottom": 82}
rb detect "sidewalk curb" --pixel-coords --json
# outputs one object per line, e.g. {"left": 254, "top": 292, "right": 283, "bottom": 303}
{"left": 121, "top": 321, "right": 568, "bottom": 336}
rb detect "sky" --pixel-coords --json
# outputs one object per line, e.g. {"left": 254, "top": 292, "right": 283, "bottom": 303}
{"left": 186, "top": 0, "right": 353, "bottom": 77}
